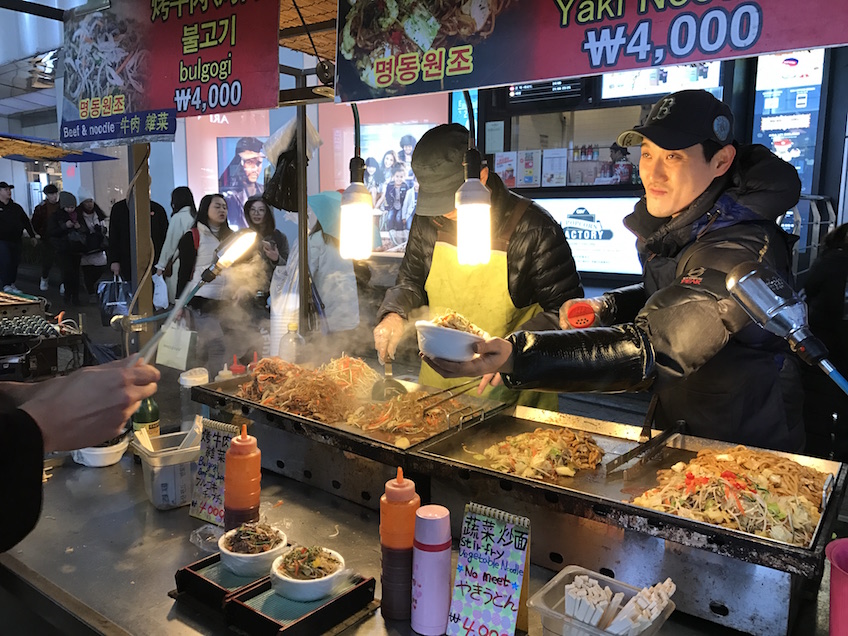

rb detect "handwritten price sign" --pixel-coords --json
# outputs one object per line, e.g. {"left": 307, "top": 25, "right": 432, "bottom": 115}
{"left": 446, "top": 504, "right": 530, "bottom": 636}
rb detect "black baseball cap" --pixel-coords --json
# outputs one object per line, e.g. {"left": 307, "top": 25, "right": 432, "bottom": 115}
{"left": 617, "top": 90, "right": 734, "bottom": 151}
{"left": 43, "top": 183, "right": 58, "bottom": 194}
{"left": 411, "top": 123, "right": 469, "bottom": 217}
{"left": 0, "top": 181, "right": 13, "bottom": 189}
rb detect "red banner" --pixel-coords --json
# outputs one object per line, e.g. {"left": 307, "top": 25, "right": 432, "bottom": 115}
{"left": 335, "top": 0, "right": 848, "bottom": 102}
{"left": 149, "top": 0, "right": 280, "bottom": 116}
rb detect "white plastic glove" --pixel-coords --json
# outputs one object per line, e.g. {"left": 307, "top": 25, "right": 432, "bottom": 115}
{"left": 373, "top": 312, "right": 405, "bottom": 365}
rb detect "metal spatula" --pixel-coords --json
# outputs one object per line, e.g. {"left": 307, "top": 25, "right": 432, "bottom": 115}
{"left": 371, "top": 358, "right": 407, "bottom": 401}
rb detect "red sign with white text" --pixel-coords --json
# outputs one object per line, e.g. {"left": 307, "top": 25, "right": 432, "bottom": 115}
{"left": 335, "top": 0, "right": 848, "bottom": 102}
{"left": 148, "top": 0, "right": 279, "bottom": 116}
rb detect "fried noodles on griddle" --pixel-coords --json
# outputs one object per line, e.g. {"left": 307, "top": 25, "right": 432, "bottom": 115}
{"left": 632, "top": 446, "right": 831, "bottom": 546}
{"left": 468, "top": 427, "right": 604, "bottom": 481}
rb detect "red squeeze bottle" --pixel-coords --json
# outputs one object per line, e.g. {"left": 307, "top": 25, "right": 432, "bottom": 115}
{"left": 230, "top": 354, "right": 246, "bottom": 375}
{"left": 247, "top": 351, "right": 259, "bottom": 373}
{"left": 567, "top": 302, "right": 596, "bottom": 328}
{"left": 380, "top": 467, "right": 420, "bottom": 621}
{"left": 223, "top": 425, "right": 261, "bottom": 530}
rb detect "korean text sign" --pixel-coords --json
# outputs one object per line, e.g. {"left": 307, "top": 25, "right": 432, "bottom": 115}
{"left": 335, "top": 0, "right": 848, "bottom": 102}
{"left": 61, "top": 0, "right": 278, "bottom": 146}
{"left": 446, "top": 503, "right": 530, "bottom": 636}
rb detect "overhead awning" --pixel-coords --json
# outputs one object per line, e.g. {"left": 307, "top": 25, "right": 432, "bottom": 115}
{"left": 0, "top": 132, "right": 116, "bottom": 162}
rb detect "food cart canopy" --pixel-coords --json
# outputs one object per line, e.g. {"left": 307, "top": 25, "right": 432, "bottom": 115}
{"left": 0, "top": 132, "right": 116, "bottom": 162}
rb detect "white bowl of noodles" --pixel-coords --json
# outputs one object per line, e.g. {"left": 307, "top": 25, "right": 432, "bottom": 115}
{"left": 416, "top": 320, "right": 486, "bottom": 362}
{"left": 271, "top": 546, "right": 346, "bottom": 602}
{"left": 218, "top": 522, "right": 288, "bottom": 578}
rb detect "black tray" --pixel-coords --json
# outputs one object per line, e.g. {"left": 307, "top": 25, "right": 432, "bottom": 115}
{"left": 225, "top": 574, "right": 377, "bottom": 636}
{"left": 172, "top": 553, "right": 269, "bottom": 611}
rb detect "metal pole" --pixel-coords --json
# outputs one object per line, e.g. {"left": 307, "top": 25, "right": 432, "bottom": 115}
{"left": 296, "top": 74, "right": 309, "bottom": 334}
{"left": 128, "top": 143, "right": 153, "bottom": 352}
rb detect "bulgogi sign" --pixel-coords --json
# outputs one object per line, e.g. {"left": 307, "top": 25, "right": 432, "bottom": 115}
{"left": 61, "top": 0, "right": 279, "bottom": 147}
{"left": 335, "top": 0, "right": 848, "bottom": 102}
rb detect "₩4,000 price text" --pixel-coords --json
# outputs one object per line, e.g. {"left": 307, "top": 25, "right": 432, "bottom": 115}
{"left": 173, "top": 80, "right": 242, "bottom": 114}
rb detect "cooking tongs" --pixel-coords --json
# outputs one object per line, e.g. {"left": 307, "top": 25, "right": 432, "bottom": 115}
{"left": 604, "top": 397, "right": 682, "bottom": 478}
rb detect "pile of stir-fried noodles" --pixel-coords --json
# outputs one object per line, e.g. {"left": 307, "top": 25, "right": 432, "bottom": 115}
{"left": 633, "top": 446, "right": 830, "bottom": 546}
{"left": 466, "top": 426, "right": 605, "bottom": 481}
{"left": 236, "top": 356, "right": 460, "bottom": 439}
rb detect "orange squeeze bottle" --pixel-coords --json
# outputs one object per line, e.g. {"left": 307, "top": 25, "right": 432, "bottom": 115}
{"left": 223, "top": 425, "right": 261, "bottom": 531}
{"left": 380, "top": 467, "right": 420, "bottom": 621}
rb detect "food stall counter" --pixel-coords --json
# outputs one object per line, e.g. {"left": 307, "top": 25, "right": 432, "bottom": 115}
{"left": 0, "top": 453, "right": 833, "bottom": 635}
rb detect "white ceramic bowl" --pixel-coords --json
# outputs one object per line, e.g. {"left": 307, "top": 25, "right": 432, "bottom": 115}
{"left": 270, "top": 547, "right": 346, "bottom": 602}
{"left": 416, "top": 320, "right": 485, "bottom": 362}
{"left": 71, "top": 437, "right": 130, "bottom": 467}
{"left": 218, "top": 525, "right": 288, "bottom": 578}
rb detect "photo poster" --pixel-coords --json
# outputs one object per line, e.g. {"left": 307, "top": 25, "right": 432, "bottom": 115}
{"left": 216, "top": 136, "right": 270, "bottom": 229}
{"left": 360, "top": 122, "right": 436, "bottom": 253}
{"left": 517, "top": 150, "right": 542, "bottom": 188}
{"left": 446, "top": 502, "right": 530, "bottom": 636}
{"left": 494, "top": 152, "right": 517, "bottom": 188}
{"left": 189, "top": 417, "right": 240, "bottom": 526}
{"left": 542, "top": 148, "right": 569, "bottom": 187}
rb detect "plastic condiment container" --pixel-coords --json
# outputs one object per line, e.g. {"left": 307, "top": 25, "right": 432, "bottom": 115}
{"left": 131, "top": 431, "right": 201, "bottom": 510}
{"left": 223, "top": 424, "right": 261, "bottom": 531}
{"left": 179, "top": 367, "right": 209, "bottom": 432}
{"left": 411, "top": 504, "right": 452, "bottom": 635}
{"left": 214, "top": 364, "right": 234, "bottom": 383}
{"left": 229, "top": 354, "right": 246, "bottom": 375}
{"left": 380, "top": 467, "right": 420, "bottom": 621}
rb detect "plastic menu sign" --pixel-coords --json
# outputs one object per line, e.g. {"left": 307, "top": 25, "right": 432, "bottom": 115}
{"left": 189, "top": 418, "right": 239, "bottom": 526}
{"left": 446, "top": 502, "right": 530, "bottom": 636}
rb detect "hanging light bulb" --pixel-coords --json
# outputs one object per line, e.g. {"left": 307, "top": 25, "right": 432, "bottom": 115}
{"left": 455, "top": 90, "right": 491, "bottom": 265}
{"left": 340, "top": 104, "right": 374, "bottom": 260}
{"left": 340, "top": 157, "right": 374, "bottom": 259}
{"left": 456, "top": 147, "right": 491, "bottom": 265}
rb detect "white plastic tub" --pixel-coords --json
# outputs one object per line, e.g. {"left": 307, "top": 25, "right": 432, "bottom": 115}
{"left": 132, "top": 431, "right": 200, "bottom": 510}
{"left": 527, "top": 566, "right": 675, "bottom": 636}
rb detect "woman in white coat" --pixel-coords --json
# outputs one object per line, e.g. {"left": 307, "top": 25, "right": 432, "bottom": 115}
{"left": 155, "top": 187, "right": 196, "bottom": 304}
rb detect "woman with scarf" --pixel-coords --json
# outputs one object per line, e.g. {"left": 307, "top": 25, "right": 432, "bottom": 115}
{"left": 48, "top": 191, "right": 84, "bottom": 305}
{"left": 76, "top": 188, "right": 109, "bottom": 303}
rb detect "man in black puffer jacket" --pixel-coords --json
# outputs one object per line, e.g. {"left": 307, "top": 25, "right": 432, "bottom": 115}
{"left": 424, "top": 91, "right": 804, "bottom": 452}
{"left": 374, "top": 123, "right": 583, "bottom": 407}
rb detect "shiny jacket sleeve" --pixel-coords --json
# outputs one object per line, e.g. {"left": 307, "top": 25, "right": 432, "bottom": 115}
{"left": 1, "top": 409, "right": 44, "bottom": 552}
{"left": 508, "top": 204, "right": 583, "bottom": 330}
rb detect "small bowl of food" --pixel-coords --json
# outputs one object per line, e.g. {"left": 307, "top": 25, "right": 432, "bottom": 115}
{"left": 218, "top": 522, "right": 288, "bottom": 578}
{"left": 416, "top": 312, "right": 488, "bottom": 362}
{"left": 71, "top": 433, "right": 130, "bottom": 468}
{"left": 271, "top": 545, "right": 346, "bottom": 602}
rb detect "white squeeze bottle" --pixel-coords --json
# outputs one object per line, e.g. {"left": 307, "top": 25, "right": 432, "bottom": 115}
{"left": 278, "top": 322, "right": 305, "bottom": 363}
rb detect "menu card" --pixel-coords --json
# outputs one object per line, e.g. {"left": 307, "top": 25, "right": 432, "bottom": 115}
{"left": 446, "top": 503, "right": 531, "bottom": 636}
{"left": 189, "top": 418, "right": 239, "bottom": 526}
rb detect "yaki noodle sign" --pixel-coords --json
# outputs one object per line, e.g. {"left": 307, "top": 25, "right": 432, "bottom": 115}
{"left": 60, "top": 0, "right": 279, "bottom": 147}
{"left": 335, "top": 0, "right": 848, "bottom": 102}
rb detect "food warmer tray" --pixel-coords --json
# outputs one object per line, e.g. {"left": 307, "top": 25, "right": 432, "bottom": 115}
{"left": 191, "top": 377, "right": 509, "bottom": 467}
{"left": 408, "top": 405, "right": 846, "bottom": 579}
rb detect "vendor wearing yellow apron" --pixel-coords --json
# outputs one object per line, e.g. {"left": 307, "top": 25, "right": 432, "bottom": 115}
{"left": 419, "top": 202, "right": 558, "bottom": 410}
{"left": 374, "top": 124, "right": 583, "bottom": 411}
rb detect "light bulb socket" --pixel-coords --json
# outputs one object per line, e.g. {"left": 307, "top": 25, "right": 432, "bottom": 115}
{"left": 349, "top": 156, "right": 366, "bottom": 184}
{"left": 341, "top": 181, "right": 372, "bottom": 208}
{"left": 463, "top": 148, "right": 482, "bottom": 181}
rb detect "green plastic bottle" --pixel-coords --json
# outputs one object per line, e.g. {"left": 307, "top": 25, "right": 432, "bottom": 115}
{"left": 132, "top": 396, "right": 160, "bottom": 438}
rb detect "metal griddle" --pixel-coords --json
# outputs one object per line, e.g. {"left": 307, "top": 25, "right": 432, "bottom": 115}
{"left": 411, "top": 406, "right": 845, "bottom": 576}
{"left": 191, "top": 376, "right": 508, "bottom": 466}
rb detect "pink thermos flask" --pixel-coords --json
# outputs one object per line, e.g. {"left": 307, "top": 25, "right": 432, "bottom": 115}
{"left": 411, "top": 504, "right": 452, "bottom": 635}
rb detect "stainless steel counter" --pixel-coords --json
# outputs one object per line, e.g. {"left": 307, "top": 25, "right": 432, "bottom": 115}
{"left": 0, "top": 453, "right": 832, "bottom": 635}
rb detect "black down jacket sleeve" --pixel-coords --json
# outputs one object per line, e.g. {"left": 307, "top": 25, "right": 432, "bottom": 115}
{"left": 507, "top": 202, "right": 583, "bottom": 331}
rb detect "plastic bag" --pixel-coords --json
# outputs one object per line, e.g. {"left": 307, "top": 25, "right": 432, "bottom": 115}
{"left": 269, "top": 242, "right": 328, "bottom": 355}
{"left": 152, "top": 273, "right": 168, "bottom": 309}
{"left": 97, "top": 276, "right": 132, "bottom": 327}
{"left": 263, "top": 116, "right": 322, "bottom": 165}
